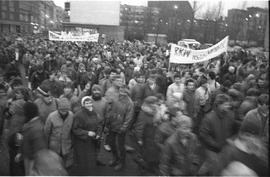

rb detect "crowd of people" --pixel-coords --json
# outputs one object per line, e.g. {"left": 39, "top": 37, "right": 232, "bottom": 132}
{"left": 0, "top": 33, "right": 269, "bottom": 176}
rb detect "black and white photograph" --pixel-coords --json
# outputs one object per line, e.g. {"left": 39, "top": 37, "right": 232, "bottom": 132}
{"left": 0, "top": 0, "right": 269, "bottom": 176}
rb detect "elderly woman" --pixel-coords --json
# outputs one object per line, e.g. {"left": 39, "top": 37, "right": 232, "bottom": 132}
{"left": 72, "top": 96, "right": 102, "bottom": 175}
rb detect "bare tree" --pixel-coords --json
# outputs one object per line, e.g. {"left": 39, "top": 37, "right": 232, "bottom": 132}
{"left": 188, "top": 1, "right": 204, "bottom": 38}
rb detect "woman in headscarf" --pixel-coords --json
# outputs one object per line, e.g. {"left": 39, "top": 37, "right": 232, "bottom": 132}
{"left": 72, "top": 96, "right": 102, "bottom": 175}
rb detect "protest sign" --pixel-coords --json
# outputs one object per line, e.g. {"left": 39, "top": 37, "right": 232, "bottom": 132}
{"left": 169, "top": 36, "right": 229, "bottom": 64}
{"left": 49, "top": 31, "right": 99, "bottom": 42}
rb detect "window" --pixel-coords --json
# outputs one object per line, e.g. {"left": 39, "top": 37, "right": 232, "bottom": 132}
{"left": 9, "top": 13, "right": 14, "bottom": 20}
{"left": 1, "top": 12, "right": 7, "bottom": 19}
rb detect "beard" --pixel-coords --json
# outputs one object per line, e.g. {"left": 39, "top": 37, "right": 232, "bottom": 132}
{"left": 92, "top": 93, "right": 102, "bottom": 101}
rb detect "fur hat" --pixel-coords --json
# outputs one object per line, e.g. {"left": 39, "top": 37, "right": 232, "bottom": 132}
{"left": 57, "top": 98, "right": 71, "bottom": 111}
{"left": 37, "top": 84, "right": 50, "bottom": 97}
{"left": 92, "top": 84, "right": 102, "bottom": 92}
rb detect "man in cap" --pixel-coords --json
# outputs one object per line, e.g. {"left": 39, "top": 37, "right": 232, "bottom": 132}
{"left": 198, "top": 94, "right": 236, "bottom": 175}
{"left": 241, "top": 94, "right": 269, "bottom": 146}
{"left": 34, "top": 84, "right": 57, "bottom": 123}
{"left": 107, "top": 86, "right": 134, "bottom": 171}
{"left": 44, "top": 97, "right": 74, "bottom": 172}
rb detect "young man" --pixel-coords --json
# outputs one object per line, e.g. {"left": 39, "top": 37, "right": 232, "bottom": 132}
{"left": 107, "top": 86, "right": 134, "bottom": 171}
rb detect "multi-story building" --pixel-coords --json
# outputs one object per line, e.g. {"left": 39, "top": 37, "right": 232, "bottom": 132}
{"left": 120, "top": 4, "right": 146, "bottom": 40}
{"left": 245, "top": 7, "right": 268, "bottom": 45}
{"left": 227, "top": 7, "right": 268, "bottom": 46}
{"left": 148, "top": 1, "right": 193, "bottom": 42}
{"left": 0, "top": 0, "right": 63, "bottom": 33}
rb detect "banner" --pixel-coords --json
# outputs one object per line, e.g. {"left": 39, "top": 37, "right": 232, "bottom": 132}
{"left": 169, "top": 36, "right": 229, "bottom": 64}
{"left": 49, "top": 31, "right": 99, "bottom": 42}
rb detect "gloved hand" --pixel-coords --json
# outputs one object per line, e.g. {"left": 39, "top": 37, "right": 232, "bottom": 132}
{"left": 88, "top": 131, "right": 96, "bottom": 137}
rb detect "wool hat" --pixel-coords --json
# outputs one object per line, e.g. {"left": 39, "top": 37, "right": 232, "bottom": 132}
{"left": 92, "top": 84, "right": 102, "bottom": 92}
{"left": 143, "top": 96, "right": 158, "bottom": 105}
{"left": 37, "top": 84, "right": 50, "bottom": 97}
{"left": 81, "top": 96, "right": 93, "bottom": 106}
{"left": 57, "top": 98, "right": 71, "bottom": 111}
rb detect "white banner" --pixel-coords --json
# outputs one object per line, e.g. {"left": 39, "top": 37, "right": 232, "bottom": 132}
{"left": 48, "top": 31, "right": 99, "bottom": 42}
{"left": 169, "top": 36, "right": 229, "bottom": 64}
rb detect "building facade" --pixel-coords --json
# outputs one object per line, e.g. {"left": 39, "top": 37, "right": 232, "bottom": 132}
{"left": 120, "top": 4, "right": 146, "bottom": 40}
{"left": 0, "top": 0, "right": 63, "bottom": 34}
{"left": 227, "top": 7, "right": 268, "bottom": 46}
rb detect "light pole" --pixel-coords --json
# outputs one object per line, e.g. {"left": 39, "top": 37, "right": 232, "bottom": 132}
{"left": 174, "top": 5, "right": 178, "bottom": 42}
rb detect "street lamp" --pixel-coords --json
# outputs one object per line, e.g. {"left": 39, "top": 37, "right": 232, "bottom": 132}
{"left": 45, "top": 14, "right": 49, "bottom": 18}
{"left": 255, "top": 13, "right": 260, "bottom": 18}
{"left": 174, "top": 5, "right": 178, "bottom": 10}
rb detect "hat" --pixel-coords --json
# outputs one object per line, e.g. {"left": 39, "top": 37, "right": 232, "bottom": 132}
{"left": 81, "top": 96, "right": 93, "bottom": 106}
{"left": 240, "top": 117, "right": 260, "bottom": 136}
{"left": 143, "top": 96, "right": 158, "bottom": 105}
{"left": 37, "top": 84, "right": 50, "bottom": 97}
{"left": 228, "top": 89, "right": 243, "bottom": 101}
{"left": 92, "top": 84, "right": 102, "bottom": 92}
{"left": 57, "top": 98, "right": 71, "bottom": 111}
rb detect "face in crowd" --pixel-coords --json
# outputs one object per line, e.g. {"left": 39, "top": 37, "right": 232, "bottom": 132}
{"left": 83, "top": 99, "right": 93, "bottom": 112}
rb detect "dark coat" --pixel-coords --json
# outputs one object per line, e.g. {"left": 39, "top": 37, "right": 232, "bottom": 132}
{"left": 72, "top": 107, "right": 102, "bottom": 175}
{"left": 159, "top": 130, "right": 200, "bottom": 176}
{"left": 183, "top": 89, "right": 196, "bottom": 119}
{"left": 22, "top": 117, "right": 47, "bottom": 160}
{"left": 107, "top": 95, "right": 134, "bottom": 133}
{"left": 199, "top": 110, "right": 236, "bottom": 153}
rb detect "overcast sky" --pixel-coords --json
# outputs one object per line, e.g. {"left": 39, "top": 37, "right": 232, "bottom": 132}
{"left": 53, "top": 0, "right": 269, "bottom": 18}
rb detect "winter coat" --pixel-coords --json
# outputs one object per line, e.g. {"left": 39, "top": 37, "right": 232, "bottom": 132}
{"left": 183, "top": 89, "right": 196, "bottom": 119}
{"left": 8, "top": 99, "right": 26, "bottom": 138}
{"left": 72, "top": 107, "right": 102, "bottom": 175}
{"left": 44, "top": 111, "right": 74, "bottom": 167}
{"left": 31, "top": 149, "right": 67, "bottom": 176}
{"left": 134, "top": 105, "right": 156, "bottom": 141}
{"left": 134, "top": 105, "right": 160, "bottom": 164}
{"left": 159, "top": 130, "right": 200, "bottom": 176}
{"left": 107, "top": 95, "right": 134, "bottom": 133}
{"left": 30, "top": 71, "right": 49, "bottom": 90}
{"left": 242, "top": 108, "right": 269, "bottom": 145}
{"left": 155, "top": 121, "right": 176, "bottom": 150}
{"left": 130, "top": 83, "right": 145, "bottom": 111}
{"left": 143, "top": 84, "right": 159, "bottom": 98}
{"left": 199, "top": 110, "right": 236, "bottom": 153}
{"left": 34, "top": 97, "right": 57, "bottom": 123}
{"left": 216, "top": 135, "right": 268, "bottom": 176}
{"left": 92, "top": 97, "right": 108, "bottom": 122}
{"left": 22, "top": 117, "right": 47, "bottom": 161}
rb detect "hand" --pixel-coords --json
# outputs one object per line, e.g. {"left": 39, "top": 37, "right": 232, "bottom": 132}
{"left": 15, "top": 153, "right": 22, "bottom": 163}
{"left": 88, "top": 131, "right": 96, "bottom": 137}
{"left": 138, "top": 140, "right": 143, "bottom": 146}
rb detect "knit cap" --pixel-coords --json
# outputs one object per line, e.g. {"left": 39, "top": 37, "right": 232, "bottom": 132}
{"left": 92, "top": 84, "right": 102, "bottom": 92}
{"left": 81, "top": 96, "right": 93, "bottom": 106}
{"left": 37, "top": 84, "right": 50, "bottom": 97}
{"left": 57, "top": 98, "right": 71, "bottom": 111}
{"left": 143, "top": 96, "right": 158, "bottom": 105}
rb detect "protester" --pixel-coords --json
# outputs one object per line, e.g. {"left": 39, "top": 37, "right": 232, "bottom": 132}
{"left": 107, "top": 86, "right": 134, "bottom": 171}
{"left": 34, "top": 84, "right": 57, "bottom": 123}
{"left": 0, "top": 32, "right": 268, "bottom": 176}
{"left": 159, "top": 115, "right": 200, "bottom": 176}
{"left": 72, "top": 96, "right": 102, "bottom": 175}
{"left": 198, "top": 94, "right": 236, "bottom": 175}
{"left": 44, "top": 97, "right": 74, "bottom": 172}
{"left": 21, "top": 102, "right": 47, "bottom": 175}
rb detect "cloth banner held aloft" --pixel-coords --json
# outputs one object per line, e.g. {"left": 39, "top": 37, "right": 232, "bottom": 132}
{"left": 48, "top": 31, "right": 99, "bottom": 42}
{"left": 169, "top": 36, "right": 229, "bottom": 64}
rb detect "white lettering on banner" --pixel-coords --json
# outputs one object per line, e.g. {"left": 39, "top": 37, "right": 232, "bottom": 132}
{"left": 48, "top": 31, "right": 99, "bottom": 42}
{"left": 169, "top": 36, "right": 229, "bottom": 64}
